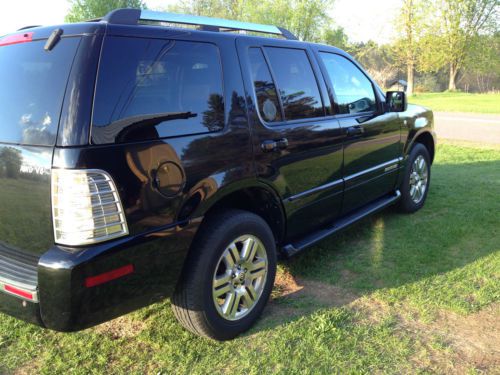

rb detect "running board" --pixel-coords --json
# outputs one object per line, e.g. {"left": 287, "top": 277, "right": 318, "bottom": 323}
{"left": 282, "top": 190, "right": 401, "bottom": 257}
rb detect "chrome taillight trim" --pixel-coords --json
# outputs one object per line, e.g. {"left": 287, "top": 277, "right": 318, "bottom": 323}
{"left": 51, "top": 169, "right": 129, "bottom": 246}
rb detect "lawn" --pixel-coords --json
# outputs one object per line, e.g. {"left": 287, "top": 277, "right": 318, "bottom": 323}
{"left": 1, "top": 142, "right": 499, "bottom": 374}
{"left": 409, "top": 92, "right": 500, "bottom": 114}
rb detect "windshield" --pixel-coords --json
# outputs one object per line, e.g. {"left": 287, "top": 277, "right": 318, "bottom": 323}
{"left": 0, "top": 37, "right": 80, "bottom": 146}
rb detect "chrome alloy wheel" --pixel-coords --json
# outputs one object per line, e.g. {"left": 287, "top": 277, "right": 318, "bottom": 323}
{"left": 212, "top": 235, "right": 268, "bottom": 321}
{"left": 409, "top": 155, "right": 428, "bottom": 204}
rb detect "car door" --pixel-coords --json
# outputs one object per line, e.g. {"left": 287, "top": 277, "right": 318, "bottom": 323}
{"left": 236, "top": 38, "right": 344, "bottom": 240}
{"left": 316, "top": 50, "right": 402, "bottom": 213}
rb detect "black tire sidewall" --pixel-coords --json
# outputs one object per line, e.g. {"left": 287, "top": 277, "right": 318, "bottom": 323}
{"left": 400, "top": 143, "right": 431, "bottom": 213}
{"left": 195, "top": 211, "right": 277, "bottom": 339}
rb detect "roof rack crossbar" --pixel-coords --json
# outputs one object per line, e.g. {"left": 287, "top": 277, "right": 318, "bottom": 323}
{"left": 101, "top": 8, "right": 298, "bottom": 40}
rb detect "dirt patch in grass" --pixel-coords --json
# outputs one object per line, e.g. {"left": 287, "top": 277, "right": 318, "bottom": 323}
{"left": 404, "top": 303, "right": 500, "bottom": 372}
{"left": 12, "top": 360, "right": 41, "bottom": 375}
{"left": 270, "top": 269, "right": 499, "bottom": 372}
{"left": 272, "top": 270, "right": 358, "bottom": 306}
{"left": 93, "top": 316, "right": 147, "bottom": 339}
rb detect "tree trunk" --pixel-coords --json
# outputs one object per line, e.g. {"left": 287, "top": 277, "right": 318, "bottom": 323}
{"left": 448, "top": 62, "right": 458, "bottom": 91}
{"left": 407, "top": 63, "right": 414, "bottom": 96}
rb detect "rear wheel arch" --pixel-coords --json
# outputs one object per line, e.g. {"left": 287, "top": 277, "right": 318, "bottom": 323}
{"left": 199, "top": 185, "right": 286, "bottom": 245}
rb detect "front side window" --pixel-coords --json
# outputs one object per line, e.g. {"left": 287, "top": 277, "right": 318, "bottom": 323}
{"left": 264, "top": 47, "right": 324, "bottom": 121}
{"left": 320, "top": 53, "right": 377, "bottom": 115}
{"left": 92, "top": 38, "right": 224, "bottom": 144}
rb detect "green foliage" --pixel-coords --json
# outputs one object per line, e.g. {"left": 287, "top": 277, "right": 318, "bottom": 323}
{"left": 421, "top": 0, "right": 499, "bottom": 90}
{"left": 0, "top": 147, "right": 22, "bottom": 179}
{"left": 168, "top": 0, "right": 333, "bottom": 42}
{"left": 65, "top": 0, "right": 147, "bottom": 22}
{"left": 322, "top": 27, "right": 349, "bottom": 50}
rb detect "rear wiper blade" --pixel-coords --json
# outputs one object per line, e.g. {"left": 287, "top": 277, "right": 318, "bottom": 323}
{"left": 112, "top": 111, "right": 197, "bottom": 142}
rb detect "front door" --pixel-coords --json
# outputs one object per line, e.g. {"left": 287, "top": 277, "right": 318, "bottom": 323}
{"left": 317, "top": 51, "right": 401, "bottom": 213}
{"left": 237, "top": 39, "right": 344, "bottom": 240}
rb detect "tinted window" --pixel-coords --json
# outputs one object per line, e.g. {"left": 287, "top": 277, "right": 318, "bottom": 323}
{"left": 248, "top": 48, "right": 282, "bottom": 123}
{"left": 0, "top": 38, "right": 80, "bottom": 146}
{"left": 320, "top": 53, "right": 377, "bottom": 114}
{"left": 92, "top": 37, "right": 224, "bottom": 144}
{"left": 265, "top": 47, "right": 324, "bottom": 120}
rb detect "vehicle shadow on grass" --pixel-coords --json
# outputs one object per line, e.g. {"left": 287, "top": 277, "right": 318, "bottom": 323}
{"left": 249, "top": 158, "right": 500, "bottom": 334}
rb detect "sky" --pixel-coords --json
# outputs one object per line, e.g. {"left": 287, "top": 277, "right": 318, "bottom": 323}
{"left": 0, "top": 0, "right": 400, "bottom": 44}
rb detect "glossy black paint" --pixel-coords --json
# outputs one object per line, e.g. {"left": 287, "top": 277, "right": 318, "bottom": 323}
{"left": 0, "top": 20, "right": 435, "bottom": 330}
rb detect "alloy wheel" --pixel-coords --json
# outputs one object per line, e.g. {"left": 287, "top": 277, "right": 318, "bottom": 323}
{"left": 409, "top": 155, "right": 428, "bottom": 204}
{"left": 212, "top": 235, "right": 268, "bottom": 321}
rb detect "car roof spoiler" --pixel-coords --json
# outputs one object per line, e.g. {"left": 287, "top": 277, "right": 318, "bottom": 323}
{"left": 99, "top": 8, "right": 298, "bottom": 40}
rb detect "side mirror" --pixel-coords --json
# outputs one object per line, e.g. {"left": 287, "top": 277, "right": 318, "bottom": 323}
{"left": 386, "top": 91, "right": 407, "bottom": 112}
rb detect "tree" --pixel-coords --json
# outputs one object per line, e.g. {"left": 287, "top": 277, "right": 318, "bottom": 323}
{"left": 392, "top": 0, "right": 426, "bottom": 96}
{"left": 349, "top": 41, "right": 397, "bottom": 89}
{"left": 65, "top": 0, "right": 147, "bottom": 22}
{"left": 0, "top": 147, "right": 22, "bottom": 179}
{"left": 434, "top": 0, "right": 498, "bottom": 91}
{"left": 322, "top": 26, "right": 349, "bottom": 50}
{"left": 463, "top": 32, "right": 500, "bottom": 92}
{"left": 168, "top": 0, "right": 333, "bottom": 42}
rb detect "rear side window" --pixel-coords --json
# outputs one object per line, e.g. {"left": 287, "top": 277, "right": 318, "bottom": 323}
{"left": 264, "top": 47, "right": 324, "bottom": 121}
{"left": 0, "top": 38, "right": 81, "bottom": 146}
{"left": 248, "top": 47, "right": 282, "bottom": 123}
{"left": 320, "top": 53, "right": 376, "bottom": 115}
{"left": 92, "top": 37, "right": 224, "bottom": 144}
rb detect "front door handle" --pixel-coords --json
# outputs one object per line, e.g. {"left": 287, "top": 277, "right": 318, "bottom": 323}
{"left": 261, "top": 138, "right": 288, "bottom": 152}
{"left": 346, "top": 126, "right": 364, "bottom": 136}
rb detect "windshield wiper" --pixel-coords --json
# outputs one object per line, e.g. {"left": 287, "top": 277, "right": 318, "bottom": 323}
{"left": 112, "top": 111, "right": 197, "bottom": 142}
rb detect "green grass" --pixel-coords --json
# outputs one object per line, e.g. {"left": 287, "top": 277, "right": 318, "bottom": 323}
{"left": 409, "top": 92, "right": 500, "bottom": 114}
{"left": 1, "top": 143, "right": 499, "bottom": 374}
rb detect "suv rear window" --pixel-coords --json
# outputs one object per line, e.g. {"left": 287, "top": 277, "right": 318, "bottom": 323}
{"left": 0, "top": 37, "right": 81, "bottom": 146}
{"left": 92, "top": 37, "right": 225, "bottom": 144}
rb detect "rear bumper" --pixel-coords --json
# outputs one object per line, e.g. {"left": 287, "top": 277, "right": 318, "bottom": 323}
{"left": 0, "top": 219, "right": 200, "bottom": 331}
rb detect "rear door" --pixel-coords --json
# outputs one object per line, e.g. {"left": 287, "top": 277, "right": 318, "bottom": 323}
{"left": 0, "top": 33, "right": 81, "bottom": 256}
{"left": 316, "top": 51, "right": 401, "bottom": 213}
{"left": 237, "top": 38, "right": 344, "bottom": 240}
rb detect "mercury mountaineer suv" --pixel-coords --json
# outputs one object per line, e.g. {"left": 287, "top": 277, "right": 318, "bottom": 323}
{"left": 0, "top": 9, "right": 435, "bottom": 340}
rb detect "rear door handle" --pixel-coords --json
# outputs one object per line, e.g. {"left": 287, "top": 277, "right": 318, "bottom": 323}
{"left": 261, "top": 138, "right": 288, "bottom": 152}
{"left": 346, "top": 126, "right": 364, "bottom": 136}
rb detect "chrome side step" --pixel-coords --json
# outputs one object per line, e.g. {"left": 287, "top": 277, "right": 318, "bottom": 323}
{"left": 282, "top": 190, "right": 401, "bottom": 257}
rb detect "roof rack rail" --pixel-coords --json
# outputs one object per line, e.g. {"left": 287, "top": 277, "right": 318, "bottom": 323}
{"left": 17, "top": 25, "right": 41, "bottom": 31}
{"left": 101, "top": 8, "right": 298, "bottom": 40}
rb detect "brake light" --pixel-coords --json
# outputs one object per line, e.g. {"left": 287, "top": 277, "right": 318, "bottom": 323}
{"left": 0, "top": 32, "right": 34, "bottom": 47}
{"left": 51, "top": 169, "right": 129, "bottom": 246}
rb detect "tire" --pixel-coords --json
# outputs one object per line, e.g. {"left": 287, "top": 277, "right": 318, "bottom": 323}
{"left": 172, "top": 209, "right": 277, "bottom": 340}
{"left": 399, "top": 143, "right": 431, "bottom": 213}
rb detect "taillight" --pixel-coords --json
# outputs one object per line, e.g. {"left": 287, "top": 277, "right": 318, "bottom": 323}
{"left": 0, "top": 32, "right": 34, "bottom": 47}
{"left": 51, "top": 169, "right": 129, "bottom": 246}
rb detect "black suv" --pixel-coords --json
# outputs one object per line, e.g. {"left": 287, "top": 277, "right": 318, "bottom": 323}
{"left": 0, "top": 9, "right": 435, "bottom": 340}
